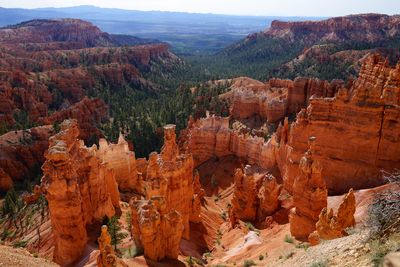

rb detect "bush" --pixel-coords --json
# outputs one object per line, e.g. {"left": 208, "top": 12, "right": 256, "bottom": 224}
{"left": 220, "top": 211, "right": 227, "bottom": 221}
{"left": 244, "top": 222, "right": 260, "bottom": 235}
{"left": 308, "top": 259, "right": 328, "bottom": 267}
{"left": 258, "top": 254, "right": 264, "bottom": 261}
{"left": 368, "top": 188, "right": 400, "bottom": 237}
{"left": 12, "top": 240, "right": 28, "bottom": 248}
{"left": 284, "top": 235, "right": 294, "bottom": 243}
{"left": 295, "top": 242, "right": 309, "bottom": 250}
{"left": 243, "top": 259, "right": 256, "bottom": 267}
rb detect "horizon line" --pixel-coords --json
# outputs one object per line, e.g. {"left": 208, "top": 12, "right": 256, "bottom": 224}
{"left": 0, "top": 4, "right": 396, "bottom": 18}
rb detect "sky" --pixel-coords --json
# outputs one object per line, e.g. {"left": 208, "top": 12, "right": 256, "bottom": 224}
{"left": 0, "top": 0, "right": 399, "bottom": 17}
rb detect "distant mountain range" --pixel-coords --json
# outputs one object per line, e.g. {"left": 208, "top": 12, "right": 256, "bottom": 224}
{"left": 0, "top": 5, "right": 323, "bottom": 54}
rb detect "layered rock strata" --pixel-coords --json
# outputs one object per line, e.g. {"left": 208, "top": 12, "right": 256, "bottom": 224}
{"left": 130, "top": 124, "right": 203, "bottom": 261}
{"left": 279, "top": 54, "right": 400, "bottom": 194}
{"left": 229, "top": 77, "right": 342, "bottom": 122}
{"left": 289, "top": 140, "right": 328, "bottom": 240}
{"left": 231, "top": 165, "right": 282, "bottom": 222}
{"left": 41, "top": 120, "right": 120, "bottom": 266}
{"left": 97, "top": 225, "right": 117, "bottom": 267}
{"left": 97, "top": 133, "right": 138, "bottom": 192}
{"left": 187, "top": 54, "right": 400, "bottom": 194}
{"left": 310, "top": 188, "right": 356, "bottom": 244}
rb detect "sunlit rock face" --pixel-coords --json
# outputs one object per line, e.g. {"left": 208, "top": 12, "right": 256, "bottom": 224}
{"left": 231, "top": 165, "right": 282, "bottom": 223}
{"left": 187, "top": 54, "right": 400, "bottom": 196}
{"left": 289, "top": 141, "right": 328, "bottom": 241}
{"left": 229, "top": 77, "right": 342, "bottom": 123}
{"left": 130, "top": 124, "right": 203, "bottom": 261}
{"left": 280, "top": 54, "right": 400, "bottom": 194}
{"left": 97, "top": 133, "right": 138, "bottom": 192}
{"left": 309, "top": 188, "right": 356, "bottom": 245}
{"left": 41, "top": 120, "right": 120, "bottom": 266}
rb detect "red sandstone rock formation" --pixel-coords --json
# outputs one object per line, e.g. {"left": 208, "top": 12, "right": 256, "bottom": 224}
{"left": 187, "top": 55, "right": 400, "bottom": 196}
{"left": 231, "top": 165, "right": 282, "bottom": 223}
{"left": 310, "top": 188, "right": 356, "bottom": 244}
{"left": 41, "top": 120, "right": 120, "bottom": 266}
{"left": 39, "top": 97, "right": 108, "bottom": 140}
{"left": 97, "top": 133, "right": 138, "bottom": 192}
{"left": 229, "top": 77, "right": 342, "bottom": 122}
{"left": 190, "top": 169, "right": 205, "bottom": 223}
{"left": 265, "top": 14, "right": 400, "bottom": 44}
{"left": 0, "top": 125, "right": 53, "bottom": 192}
{"left": 0, "top": 18, "right": 179, "bottom": 139}
{"left": 131, "top": 198, "right": 183, "bottom": 261}
{"left": 257, "top": 174, "right": 283, "bottom": 221}
{"left": 231, "top": 167, "right": 258, "bottom": 221}
{"left": 97, "top": 225, "right": 117, "bottom": 267}
{"left": 130, "top": 124, "right": 203, "bottom": 261}
{"left": 0, "top": 19, "right": 113, "bottom": 47}
{"left": 279, "top": 54, "right": 400, "bottom": 194}
{"left": 289, "top": 138, "right": 328, "bottom": 241}
{"left": 187, "top": 115, "right": 275, "bottom": 168}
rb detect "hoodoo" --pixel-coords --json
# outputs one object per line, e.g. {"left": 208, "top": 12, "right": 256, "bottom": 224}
{"left": 289, "top": 138, "right": 328, "bottom": 240}
{"left": 41, "top": 120, "right": 120, "bottom": 265}
{"left": 130, "top": 124, "right": 203, "bottom": 260}
{"left": 1, "top": 9, "right": 400, "bottom": 267}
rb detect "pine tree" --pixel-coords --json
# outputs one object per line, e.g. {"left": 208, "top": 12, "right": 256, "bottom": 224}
{"left": 107, "top": 216, "right": 127, "bottom": 252}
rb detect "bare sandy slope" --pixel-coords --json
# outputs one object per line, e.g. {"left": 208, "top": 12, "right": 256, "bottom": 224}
{"left": 0, "top": 245, "right": 58, "bottom": 267}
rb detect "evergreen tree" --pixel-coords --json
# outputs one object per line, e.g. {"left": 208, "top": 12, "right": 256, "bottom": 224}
{"left": 107, "top": 216, "right": 127, "bottom": 252}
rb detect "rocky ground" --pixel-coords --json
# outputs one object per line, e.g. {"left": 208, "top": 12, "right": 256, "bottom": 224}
{"left": 0, "top": 245, "right": 58, "bottom": 267}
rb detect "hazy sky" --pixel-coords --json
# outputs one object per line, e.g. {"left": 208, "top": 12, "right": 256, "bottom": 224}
{"left": 0, "top": 0, "right": 399, "bottom": 16}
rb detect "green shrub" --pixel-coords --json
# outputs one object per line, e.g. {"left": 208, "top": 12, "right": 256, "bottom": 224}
{"left": 12, "top": 240, "right": 28, "bottom": 248}
{"left": 308, "top": 259, "right": 328, "bottom": 267}
{"left": 220, "top": 211, "right": 227, "bottom": 221}
{"left": 295, "top": 242, "right": 309, "bottom": 250}
{"left": 245, "top": 222, "right": 260, "bottom": 235}
{"left": 284, "top": 235, "right": 294, "bottom": 243}
{"left": 243, "top": 259, "right": 256, "bottom": 267}
{"left": 258, "top": 254, "right": 264, "bottom": 261}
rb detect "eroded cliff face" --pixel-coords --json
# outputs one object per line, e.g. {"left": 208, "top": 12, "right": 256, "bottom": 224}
{"left": 280, "top": 54, "right": 400, "bottom": 194}
{"left": 231, "top": 166, "right": 282, "bottom": 223}
{"left": 310, "top": 188, "right": 356, "bottom": 245}
{"left": 41, "top": 120, "right": 120, "bottom": 266}
{"left": 229, "top": 77, "right": 342, "bottom": 122}
{"left": 266, "top": 14, "right": 400, "bottom": 44}
{"left": 0, "top": 125, "right": 53, "bottom": 192}
{"left": 187, "top": 54, "right": 400, "bottom": 195}
{"left": 97, "top": 133, "right": 138, "bottom": 192}
{"left": 130, "top": 124, "right": 203, "bottom": 261}
{"left": 187, "top": 115, "right": 277, "bottom": 168}
{"left": 289, "top": 141, "right": 328, "bottom": 241}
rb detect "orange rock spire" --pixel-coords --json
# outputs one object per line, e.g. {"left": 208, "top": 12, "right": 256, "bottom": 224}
{"left": 130, "top": 124, "right": 203, "bottom": 261}
{"left": 309, "top": 188, "right": 356, "bottom": 244}
{"left": 97, "top": 225, "right": 117, "bottom": 267}
{"left": 41, "top": 120, "right": 120, "bottom": 266}
{"left": 289, "top": 137, "right": 328, "bottom": 240}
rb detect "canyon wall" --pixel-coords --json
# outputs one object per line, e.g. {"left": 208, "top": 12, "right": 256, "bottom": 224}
{"left": 229, "top": 77, "right": 342, "bottom": 122}
{"left": 97, "top": 133, "right": 138, "bottom": 192}
{"left": 280, "top": 54, "right": 400, "bottom": 194}
{"left": 266, "top": 14, "right": 400, "bottom": 43}
{"left": 0, "top": 126, "right": 53, "bottom": 192}
{"left": 187, "top": 54, "right": 400, "bottom": 195}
